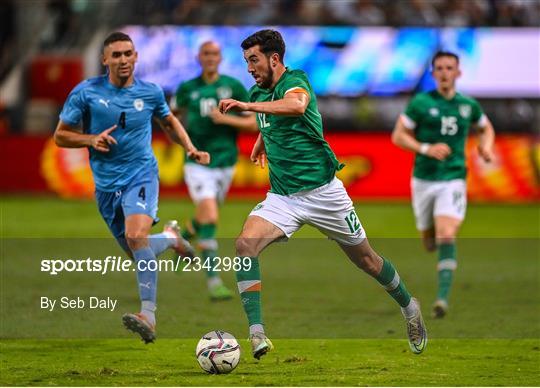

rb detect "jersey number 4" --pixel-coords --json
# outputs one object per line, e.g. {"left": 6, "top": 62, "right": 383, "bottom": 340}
{"left": 118, "top": 112, "right": 126, "bottom": 129}
{"left": 440, "top": 116, "right": 458, "bottom": 136}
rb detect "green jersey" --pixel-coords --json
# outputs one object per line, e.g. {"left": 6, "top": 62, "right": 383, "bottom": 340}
{"left": 176, "top": 75, "right": 249, "bottom": 168}
{"left": 402, "top": 90, "right": 486, "bottom": 181}
{"left": 249, "top": 68, "right": 342, "bottom": 195}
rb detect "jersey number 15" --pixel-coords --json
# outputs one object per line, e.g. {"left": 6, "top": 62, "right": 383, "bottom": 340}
{"left": 440, "top": 116, "right": 458, "bottom": 136}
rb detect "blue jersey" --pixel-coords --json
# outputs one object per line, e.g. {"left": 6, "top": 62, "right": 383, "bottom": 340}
{"left": 59, "top": 75, "right": 170, "bottom": 192}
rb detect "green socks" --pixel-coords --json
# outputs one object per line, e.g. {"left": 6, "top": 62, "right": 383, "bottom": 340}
{"left": 236, "top": 257, "right": 263, "bottom": 326}
{"left": 181, "top": 218, "right": 199, "bottom": 241}
{"left": 437, "top": 243, "right": 457, "bottom": 301}
{"left": 376, "top": 258, "right": 412, "bottom": 308}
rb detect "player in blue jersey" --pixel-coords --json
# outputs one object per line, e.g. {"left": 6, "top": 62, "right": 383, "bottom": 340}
{"left": 54, "top": 32, "right": 210, "bottom": 343}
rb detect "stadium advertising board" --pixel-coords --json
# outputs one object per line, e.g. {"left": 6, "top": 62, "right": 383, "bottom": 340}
{"left": 1, "top": 134, "right": 537, "bottom": 202}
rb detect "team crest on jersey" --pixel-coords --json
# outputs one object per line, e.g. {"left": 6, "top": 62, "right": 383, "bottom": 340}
{"left": 190, "top": 91, "right": 200, "bottom": 100}
{"left": 217, "top": 87, "right": 232, "bottom": 99}
{"left": 133, "top": 99, "right": 144, "bottom": 111}
{"left": 429, "top": 108, "right": 439, "bottom": 116}
{"left": 459, "top": 104, "right": 471, "bottom": 118}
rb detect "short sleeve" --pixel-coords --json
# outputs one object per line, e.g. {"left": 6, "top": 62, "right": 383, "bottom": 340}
{"left": 471, "top": 99, "right": 487, "bottom": 128}
{"left": 233, "top": 80, "right": 249, "bottom": 102}
{"left": 279, "top": 75, "right": 310, "bottom": 99}
{"left": 153, "top": 86, "right": 171, "bottom": 118}
{"left": 59, "top": 88, "right": 86, "bottom": 126}
{"left": 401, "top": 96, "right": 422, "bottom": 130}
{"left": 175, "top": 82, "right": 189, "bottom": 109}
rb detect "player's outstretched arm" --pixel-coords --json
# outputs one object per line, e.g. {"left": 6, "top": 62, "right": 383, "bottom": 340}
{"left": 391, "top": 117, "right": 451, "bottom": 161}
{"left": 219, "top": 92, "right": 309, "bottom": 117}
{"left": 54, "top": 120, "right": 117, "bottom": 152}
{"left": 475, "top": 117, "right": 495, "bottom": 162}
{"left": 209, "top": 109, "right": 258, "bottom": 132}
{"left": 158, "top": 113, "right": 210, "bottom": 165}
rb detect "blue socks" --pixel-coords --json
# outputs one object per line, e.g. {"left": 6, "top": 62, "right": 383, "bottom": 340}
{"left": 132, "top": 246, "right": 158, "bottom": 305}
{"left": 149, "top": 232, "right": 175, "bottom": 256}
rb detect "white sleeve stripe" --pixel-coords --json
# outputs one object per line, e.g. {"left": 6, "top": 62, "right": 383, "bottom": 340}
{"left": 400, "top": 114, "right": 416, "bottom": 130}
{"left": 284, "top": 87, "right": 307, "bottom": 95}
{"left": 476, "top": 114, "right": 488, "bottom": 128}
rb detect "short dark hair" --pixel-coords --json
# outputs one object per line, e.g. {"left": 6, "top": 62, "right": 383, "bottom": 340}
{"left": 103, "top": 31, "right": 133, "bottom": 48}
{"left": 241, "top": 29, "right": 286, "bottom": 63}
{"left": 431, "top": 51, "right": 460, "bottom": 67}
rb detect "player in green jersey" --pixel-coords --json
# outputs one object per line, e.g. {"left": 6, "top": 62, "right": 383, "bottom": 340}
{"left": 174, "top": 41, "right": 257, "bottom": 301}
{"left": 219, "top": 29, "right": 427, "bottom": 358}
{"left": 392, "top": 51, "right": 495, "bottom": 318}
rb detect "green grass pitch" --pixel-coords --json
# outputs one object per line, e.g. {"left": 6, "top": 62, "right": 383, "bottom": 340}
{"left": 1, "top": 196, "right": 539, "bottom": 386}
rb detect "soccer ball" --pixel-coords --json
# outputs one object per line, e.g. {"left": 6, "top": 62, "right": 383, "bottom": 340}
{"left": 195, "top": 330, "right": 241, "bottom": 374}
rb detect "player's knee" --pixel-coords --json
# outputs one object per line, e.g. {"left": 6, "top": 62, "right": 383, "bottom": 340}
{"left": 125, "top": 230, "right": 149, "bottom": 250}
{"left": 436, "top": 229, "right": 457, "bottom": 244}
{"left": 235, "top": 236, "right": 257, "bottom": 257}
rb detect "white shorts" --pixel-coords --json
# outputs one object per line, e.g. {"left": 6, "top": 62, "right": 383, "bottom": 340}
{"left": 184, "top": 163, "right": 235, "bottom": 204}
{"left": 249, "top": 177, "right": 366, "bottom": 246}
{"left": 411, "top": 177, "right": 467, "bottom": 231}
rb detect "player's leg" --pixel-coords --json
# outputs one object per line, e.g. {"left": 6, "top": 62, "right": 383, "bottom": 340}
{"left": 195, "top": 197, "right": 233, "bottom": 300}
{"left": 236, "top": 215, "right": 285, "bottom": 359}
{"left": 421, "top": 227, "right": 436, "bottom": 252}
{"left": 339, "top": 240, "right": 427, "bottom": 353}
{"left": 237, "top": 195, "right": 301, "bottom": 359}
{"left": 432, "top": 179, "right": 466, "bottom": 318}
{"left": 119, "top": 169, "right": 163, "bottom": 343}
{"left": 184, "top": 164, "right": 234, "bottom": 300}
{"left": 411, "top": 178, "right": 437, "bottom": 252}
{"left": 122, "top": 213, "right": 158, "bottom": 343}
{"left": 306, "top": 177, "right": 427, "bottom": 354}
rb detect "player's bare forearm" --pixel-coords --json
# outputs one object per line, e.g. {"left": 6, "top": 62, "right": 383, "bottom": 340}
{"left": 220, "top": 92, "right": 309, "bottom": 116}
{"left": 477, "top": 119, "right": 495, "bottom": 149}
{"left": 392, "top": 117, "right": 451, "bottom": 161}
{"left": 211, "top": 110, "right": 258, "bottom": 132}
{"left": 159, "top": 113, "right": 195, "bottom": 152}
{"left": 250, "top": 132, "right": 266, "bottom": 168}
{"left": 159, "top": 114, "right": 210, "bottom": 165}
{"left": 53, "top": 121, "right": 93, "bottom": 148}
{"left": 54, "top": 120, "right": 117, "bottom": 152}
{"left": 476, "top": 118, "right": 495, "bottom": 162}
{"left": 391, "top": 118, "right": 422, "bottom": 153}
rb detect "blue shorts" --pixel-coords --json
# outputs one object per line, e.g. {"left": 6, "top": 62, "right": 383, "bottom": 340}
{"left": 95, "top": 167, "right": 159, "bottom": 252}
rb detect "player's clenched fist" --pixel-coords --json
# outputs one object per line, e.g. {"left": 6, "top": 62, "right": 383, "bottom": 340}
{"left": 250, "top": 135, "right": 266, "bottom": 169}
{"left": 477, "top": 144, "right": 494, "bottom": 163}
{"left": 187, "top": 149, "right": 211, "bottom": 165}
{"left": 426, "top": 143, "right": 451, "bottom": 161}
{"left": 219, "top": 99, "right": 249, "bottom": 114}
{"left": 91, "top": 124, "right": 117, "bottom": 152}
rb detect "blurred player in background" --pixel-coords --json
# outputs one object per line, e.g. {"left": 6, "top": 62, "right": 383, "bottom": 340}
{"left": 392, "top": 51, "right": 495, "bottom": 318}
{"left": 173, "top": 41, "right": 257, "bottom": 301}
{"left": 220, "top": 29, "right": 427, "bottom": 359}
{"left": 54, "top": 32, "right": 209, "bottom": 343}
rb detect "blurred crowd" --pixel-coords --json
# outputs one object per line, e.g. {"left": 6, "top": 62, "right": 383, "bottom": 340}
{"left": 125, "top": 0, "right": 540, "bottom": 27}
{"left": 0, "top": 0, "right": 538, "bottom": 135}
